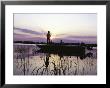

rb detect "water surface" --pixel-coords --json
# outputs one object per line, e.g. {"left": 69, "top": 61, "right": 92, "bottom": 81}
{"left": 13, "top": 44, "right": 97, "bottom": 75}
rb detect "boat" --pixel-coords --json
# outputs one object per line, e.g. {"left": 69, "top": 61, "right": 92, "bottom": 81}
{"left": 37, "top": 44, "right": 85, "bottom": 56}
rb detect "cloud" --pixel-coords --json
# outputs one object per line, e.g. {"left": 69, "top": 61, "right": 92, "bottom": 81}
{"left": 14, "top": 27, "right": 47, "bottom": 35}
{"left": 65, "top": 35, "right": 97, "bottom": 39}
{"left": 13, "top": 27, "right": 96, "bottom": 43}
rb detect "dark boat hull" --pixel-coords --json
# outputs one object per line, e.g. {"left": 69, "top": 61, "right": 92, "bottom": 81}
{"left": 37, "top": 44, "right": 85, "bottom": 56}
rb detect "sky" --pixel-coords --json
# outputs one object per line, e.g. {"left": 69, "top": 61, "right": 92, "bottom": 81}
{"left": 14, "top": 13, "right": 97, "bottom": 43}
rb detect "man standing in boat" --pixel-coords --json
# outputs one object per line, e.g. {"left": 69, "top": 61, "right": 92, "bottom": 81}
{"left": 47, "top": 31, "right": 51, "bottom": 44}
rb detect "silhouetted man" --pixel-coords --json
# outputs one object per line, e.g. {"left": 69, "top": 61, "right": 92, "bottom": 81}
{"left": 47, "top": 31, "right": 51, "bottom": 44}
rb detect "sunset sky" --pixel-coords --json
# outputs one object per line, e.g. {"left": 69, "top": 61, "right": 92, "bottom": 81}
{"left": 14, "top": 13, "right": 97, "bottom": 43}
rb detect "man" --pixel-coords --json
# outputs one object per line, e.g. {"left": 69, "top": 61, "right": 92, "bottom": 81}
{"left": 47, "top": 31, "right": 51, "bottom": 44}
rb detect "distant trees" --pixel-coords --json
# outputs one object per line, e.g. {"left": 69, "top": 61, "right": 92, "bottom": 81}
{"left": 14, "top": 41, "right": 38, "bottom": 44}
{"left": 14, "top": 41, "right": 97, "bottom": 47}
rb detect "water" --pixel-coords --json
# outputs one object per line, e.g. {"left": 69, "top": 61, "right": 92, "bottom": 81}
{"left": 13, "top": 44, "right": 97, "bottom": 75}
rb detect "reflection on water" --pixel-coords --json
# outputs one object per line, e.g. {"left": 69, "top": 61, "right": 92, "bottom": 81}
{"left": 13, "top": 44, "right": 97, "bottom": 75}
